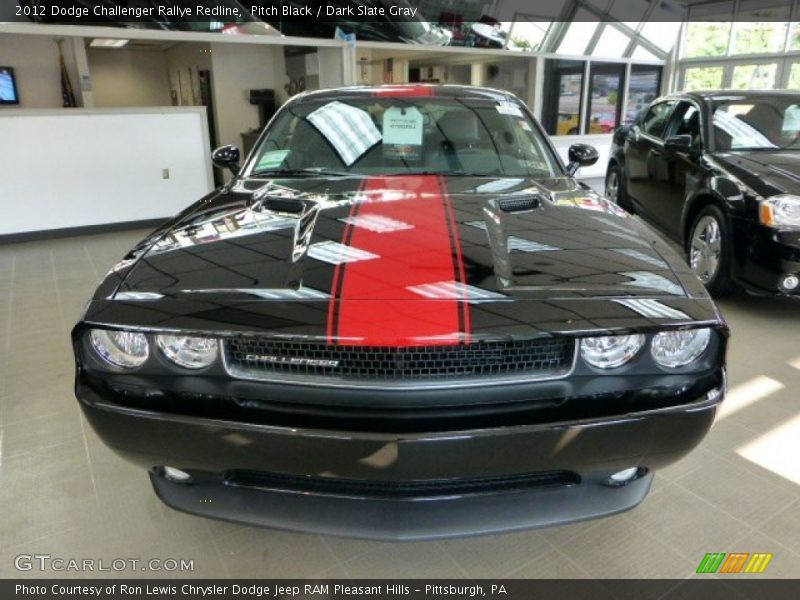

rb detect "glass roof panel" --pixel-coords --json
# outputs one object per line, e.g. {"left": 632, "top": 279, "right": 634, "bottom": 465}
{"left": 557, "top": 10, "right": 601, "bottom": 55}
{"left": 639, "top": 20, "right": 681, "bottom": 52}
{"left": 591, "top": 24, "right": 631, "bottom": 57}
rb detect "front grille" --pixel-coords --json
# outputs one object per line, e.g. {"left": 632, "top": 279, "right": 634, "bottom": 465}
{"left": 223, "top": 337, "right": 574, "bottom": 386}
{"left": 225, "top": 470, "right": 580, "bottom": 499}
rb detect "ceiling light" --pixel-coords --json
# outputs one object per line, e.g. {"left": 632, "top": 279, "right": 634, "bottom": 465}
{"left": 90, "top": 38, "right": 129, "bottom": 48}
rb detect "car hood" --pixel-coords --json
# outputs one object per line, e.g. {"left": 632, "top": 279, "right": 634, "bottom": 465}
{"left": 713, "top": 150, "right": 800, "bottom": 197}
{"left": 90, "top": 176, "right": 718, "bottom": 343}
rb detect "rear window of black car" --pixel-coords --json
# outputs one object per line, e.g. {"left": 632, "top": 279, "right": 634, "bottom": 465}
{"left": 713, "top": 97, "right": 800, "bottom": 151}
{"left": 246, "top": 96, "right": 561, "bottom": 179}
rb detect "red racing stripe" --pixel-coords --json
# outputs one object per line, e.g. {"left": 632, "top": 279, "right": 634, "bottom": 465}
{"left": 328, "top": 176, "right": 470, "bottom": 347}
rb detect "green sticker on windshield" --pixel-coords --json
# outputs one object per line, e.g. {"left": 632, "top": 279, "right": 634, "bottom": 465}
{"left": 256, "top": 150, "right": 290, "bottom": 170}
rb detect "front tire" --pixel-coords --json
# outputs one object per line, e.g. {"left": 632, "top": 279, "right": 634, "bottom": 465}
{"left": 688, "top": 205, "right": 739, "bottom": 297}
{"left": 605, "top": 164, "right": 632, "bottom": 212}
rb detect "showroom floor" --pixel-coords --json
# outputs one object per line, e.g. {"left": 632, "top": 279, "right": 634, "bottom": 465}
{"left": 0, "top": 228, "right": 798, "bottom": 581}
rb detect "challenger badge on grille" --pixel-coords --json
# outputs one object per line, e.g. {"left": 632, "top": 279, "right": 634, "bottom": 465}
{"left": 244, "top": 354, "right": 340, "bottom": 368}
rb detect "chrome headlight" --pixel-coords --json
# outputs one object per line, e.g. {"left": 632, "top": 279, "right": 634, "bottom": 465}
{"left": 651, "top": 328, "right": 711, "bottom": 368}
{"left": 156, "top": 335, "right": 219, "bottom": 369}
{"left": 760, "top": 195, "right": 800, "bottom": 228}
{"left": 580, "top": 334, "right": 645, "bottom": 369}
{"left": 89, "top": 329, "right": 149, "bottom": 369}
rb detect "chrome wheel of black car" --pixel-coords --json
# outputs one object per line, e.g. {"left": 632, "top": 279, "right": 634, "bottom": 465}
{"left": 605, "top": 170, "right": 619, "bottom": 203}
{"left": 690, "top": 216, "right": 721, "bottom": 284}
{"left": 605, "top": 164, "right": 632, "bottom": 212}
{"left": 688, "top": 205, "right": 739, "bottom": 297}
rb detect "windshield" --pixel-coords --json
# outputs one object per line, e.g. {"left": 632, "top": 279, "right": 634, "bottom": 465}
{"left": 247, "top": 96, "right": 561, "bottom": 179}
{"left": 713, "top": 97, "right": 800, "bottom": 151}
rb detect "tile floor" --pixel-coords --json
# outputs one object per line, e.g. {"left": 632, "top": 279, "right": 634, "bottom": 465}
{"left": 0, "top": 229, "right": 798, "bottom": 579}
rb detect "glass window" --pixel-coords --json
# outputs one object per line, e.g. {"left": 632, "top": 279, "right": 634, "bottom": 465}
{"left": 588, "top": 64, "right": 625, "bottom": 133}
{"left": 609, "top": 0, "right": 649, "bottom": 24}
{"left": 631, "top": 45, "right": 659, "bottom": 60}
{"left": 666, "top": 102, "right": 702, "bottom": 147}
{"left": 641, "top": 101, "right": 676, "bottom": 139}
{"left": 732, "top": 64, "right": 778, "bottom": 89}
{"left": 557, "top": 10, "right": 600, "bottom": 55}
{"left": 732, "top": 1, "right": 790, "bottom": 54}
{"left": 684, "top": 2, "right": 735, "bottom": 57}
{"left": 713, "top": 97, "right": 800, "bottom": 151}
{"left": 786, "top": 63, "right": 800, "bottom": 89}
{"left": 639, "top": 21, "right": 682, "bottom": 53}
{"left": 625, "top": 66, "right": 662, "bottom": 124}
{"left": 684, "top": 22, "right": 733, "bottom": 57}
{"left": 505, "top": 20, "right": 551, "bottom": 52}
{"left": 683, "top": 66, "right": 725, "bottom": 91}
{"left": 591, "top": 25, "right": 630, "bottom": 58}
{"left": 249, "top": 96, "right": 562, "bottom": 178}
{"left": 543, "top": 60, "right": 585, "bottom": 136}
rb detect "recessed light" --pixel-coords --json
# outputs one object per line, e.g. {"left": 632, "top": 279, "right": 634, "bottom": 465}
{"left": 90, "top": 38, "right": 130, "bottom": 48}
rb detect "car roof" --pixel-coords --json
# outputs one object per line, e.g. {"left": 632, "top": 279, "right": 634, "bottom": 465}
{"left": 291, "top": 84, "right": 520, "bottom": 104}
{"left": 657, "top": 89, "right": 800, "bottom": 104}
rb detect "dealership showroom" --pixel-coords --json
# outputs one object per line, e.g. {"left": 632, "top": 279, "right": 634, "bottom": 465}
{"left": 1, "top": 0, "right": 800, "bottom": 584}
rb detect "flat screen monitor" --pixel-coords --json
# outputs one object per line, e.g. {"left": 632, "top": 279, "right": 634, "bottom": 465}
{"left": 0, "top": 67, "right": 20, "bottom": 105}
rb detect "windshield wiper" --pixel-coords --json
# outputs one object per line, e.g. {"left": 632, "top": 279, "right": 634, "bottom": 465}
{"left": 250, "top": 168, "right": 355, "bottom": 178}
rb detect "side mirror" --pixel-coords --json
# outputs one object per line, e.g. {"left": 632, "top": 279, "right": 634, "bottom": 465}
{"left": 566, "top": 144, "right": 599, "bottom": 177}
{"left": 664, "top": 134, "right": 694, "bottom": 153}
{"left": 211, "top": 145, "right": 241, "bottom": 175}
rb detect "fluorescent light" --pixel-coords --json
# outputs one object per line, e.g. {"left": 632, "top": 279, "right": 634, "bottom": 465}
{"left": 90, "top": 38, "right": 129, "bottom": 48}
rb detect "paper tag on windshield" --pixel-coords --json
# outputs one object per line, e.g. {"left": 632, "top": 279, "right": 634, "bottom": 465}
{"left": 256, "top": 150, "right": 289, "bottom": 170}
{"left": 497, "top": 101, "right": 523, "bottom": 117}
{"left": 383, "top": 107, "right": 424, "bottom": 146}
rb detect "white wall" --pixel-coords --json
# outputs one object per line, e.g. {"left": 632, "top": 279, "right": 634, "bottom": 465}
{"left": 87, "top": 48, "right": 171, "bottom": 108}
{"left": 0, "top": 33, "right": 78, "bottom": 109}
{"left": 0, "top": 108, "right": 213, "bottom": 235}
{"left": 209, "top": 43, "right": 287, "bottom": 149}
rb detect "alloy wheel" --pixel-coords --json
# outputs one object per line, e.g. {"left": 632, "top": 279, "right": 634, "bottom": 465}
{"left": 689, "top": 215, "right": 722, "bottom": 283}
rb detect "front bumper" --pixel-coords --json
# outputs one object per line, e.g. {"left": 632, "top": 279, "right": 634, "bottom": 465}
{"left": 737, "top": 223, "right": 800, "bottom": 296}
{"left": 78, "top": 380, "right": 722, "bottom": 540}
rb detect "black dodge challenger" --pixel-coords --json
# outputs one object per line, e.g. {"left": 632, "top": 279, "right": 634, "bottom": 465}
{"left": 73, "top": 85, "right": 727, "bottom": 540}
{"left": 607, "top": 90, "right": 800, "bottom": 298}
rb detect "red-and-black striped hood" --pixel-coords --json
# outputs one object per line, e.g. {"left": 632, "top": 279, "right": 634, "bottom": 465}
{"left": 87, "top": 175, "right": 721, "bottom": 343}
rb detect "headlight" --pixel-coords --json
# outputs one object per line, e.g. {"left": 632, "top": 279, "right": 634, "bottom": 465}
{"left": 89, "top": 329, "right": 149, "bottom": 369}
{"left": 651, "top": 328, "right": 711, "bottom": 368}
{"left": 156, "top": 335, "right": 218, "bottom": 369}
{"left": 760, "top": 195, "right": 800, "bottom": 228}
{"left": 580, "top": 334, "right": 645, "bottom": 369}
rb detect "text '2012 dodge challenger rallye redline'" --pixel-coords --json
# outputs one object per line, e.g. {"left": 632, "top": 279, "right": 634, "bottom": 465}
{"left": 73, "top": 85, "right": 727, "bottom": 541}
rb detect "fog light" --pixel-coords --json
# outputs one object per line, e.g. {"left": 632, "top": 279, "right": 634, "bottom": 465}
{"left": 608, "top": 467, "right": 639, "bottom": 485}
{"left": 163, "top": 466, "right": 192, "bottom": 483}
{"left": 781, "top": 274, "right": 799, "bottom": 290}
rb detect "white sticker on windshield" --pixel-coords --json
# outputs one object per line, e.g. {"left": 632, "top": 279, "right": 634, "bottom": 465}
{"left": 307, "top": 101, "right": 382, "bottom": 166}
{"left": 383, "top": 107, "right": 424, "bottom": 146}
{"left": 255, "top": 150, "right": 289, "bottom": 171}
{"left": 497, "top": 101, "right": 523, "bottom": 117}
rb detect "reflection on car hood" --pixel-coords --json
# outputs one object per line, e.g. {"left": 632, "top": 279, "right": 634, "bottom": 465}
{"left": 89, "top": 176, "right": 718, "bottom": 343}
{"left": 714, "top": 151, "right": 800, "bottom": 197}
{"left": 119, "top": 176, "right": 694, "bottom": 299}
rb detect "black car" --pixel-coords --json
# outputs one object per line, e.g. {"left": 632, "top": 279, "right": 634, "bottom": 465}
{"left": 73, "top": 85, "right": 727, "bottom": 541}
{"left": 607, "top": 90, "right": 800, "bottom": 298}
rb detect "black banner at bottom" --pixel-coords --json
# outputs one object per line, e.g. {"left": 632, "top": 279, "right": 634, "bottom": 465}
{"left": 4, "top": 580, "right": 800, "bottom": 600}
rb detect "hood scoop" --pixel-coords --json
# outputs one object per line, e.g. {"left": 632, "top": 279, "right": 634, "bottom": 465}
{"left": 498, "top": 194, "right": 543, "bottom": 213}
